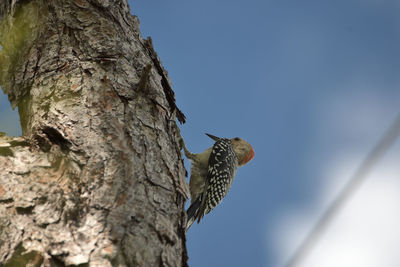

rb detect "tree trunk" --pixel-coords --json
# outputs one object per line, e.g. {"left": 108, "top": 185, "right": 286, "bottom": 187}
{"left": 0, "top": 1, "right": 189, "bottom": 266}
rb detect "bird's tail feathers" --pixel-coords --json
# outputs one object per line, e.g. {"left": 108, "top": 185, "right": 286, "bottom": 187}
{"left": 186, "top": 197, "right": 201, "bottom": 231}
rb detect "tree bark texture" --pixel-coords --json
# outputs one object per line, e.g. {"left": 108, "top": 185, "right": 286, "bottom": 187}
{"left": 0, "top": 0, "right": 189, "bottom": 266}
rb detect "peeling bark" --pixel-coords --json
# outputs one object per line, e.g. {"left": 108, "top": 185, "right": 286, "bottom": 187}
{"left": 0, "top": 1, "right": 189, "bottom": 266}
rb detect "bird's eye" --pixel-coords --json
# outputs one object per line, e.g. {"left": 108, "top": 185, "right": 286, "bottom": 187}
{"left": 234, "top": 137, "right": 240, "bottom": 141}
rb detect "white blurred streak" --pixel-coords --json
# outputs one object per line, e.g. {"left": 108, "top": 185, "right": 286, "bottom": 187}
{"left": 276, "top": 113, "right": 400, "bottom": 267}
{"left": 301, "top": 160, "right": 400, "bottom": 267}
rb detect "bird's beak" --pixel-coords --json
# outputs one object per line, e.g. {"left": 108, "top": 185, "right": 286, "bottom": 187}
{"left": 205, "top": 133, "right": 221, "bottom": 141}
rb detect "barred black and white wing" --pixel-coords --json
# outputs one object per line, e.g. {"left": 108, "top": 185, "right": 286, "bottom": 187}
{"left": 190, "top": 138, "right": 238, "bottom": 224}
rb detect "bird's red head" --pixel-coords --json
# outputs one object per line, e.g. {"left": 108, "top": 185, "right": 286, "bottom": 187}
{"left": 231, "top": 137, "right": 255, "bottom": 166}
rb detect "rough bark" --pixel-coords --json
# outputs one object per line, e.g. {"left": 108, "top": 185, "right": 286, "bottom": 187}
{"left": 0, "top": 0, "right": 189, "bottom": 266}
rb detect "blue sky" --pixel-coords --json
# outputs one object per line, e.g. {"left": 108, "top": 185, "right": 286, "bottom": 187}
{"left": 1, "top": 1, "right": 400, "bottom": 266}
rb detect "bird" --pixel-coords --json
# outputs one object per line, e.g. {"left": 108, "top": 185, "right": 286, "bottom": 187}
{"left": 180, "top": 133, "right": 254, "bottom": 230}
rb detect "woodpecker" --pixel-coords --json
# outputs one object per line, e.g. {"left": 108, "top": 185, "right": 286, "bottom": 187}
{"left": 181, "top": 133, "right": 255, "bottom": 230}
